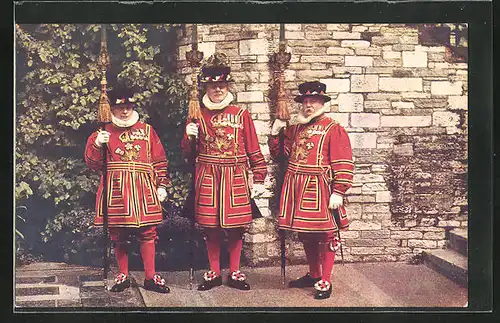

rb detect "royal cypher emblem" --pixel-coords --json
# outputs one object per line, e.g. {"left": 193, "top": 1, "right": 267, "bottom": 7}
{"left": 205, "top": 113, "right": 242, "bottom": 156}
{"left": 291, "top": 124, "right": 326, "bottom": 163}
{"left": 114, "top": 129, "right": 148, "bottom": 162}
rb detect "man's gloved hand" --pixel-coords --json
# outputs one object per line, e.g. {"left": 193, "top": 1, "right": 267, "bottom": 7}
{"left": 328, "top": 193, "right": 343, "bottom": 209}
{"left": 271, "top": 119, "right": 287, "bottom": 136}
{"left": 95, "top": 130, "right": 111, "bottom": 147}
{"left": 251, "top": 183, "right": 265, "bottom": 199}
{"left": 186, "top": 123, "right": 199, "bottom": 138}
{"left": 157, "top": 187, "right": 167, "bottom": 202}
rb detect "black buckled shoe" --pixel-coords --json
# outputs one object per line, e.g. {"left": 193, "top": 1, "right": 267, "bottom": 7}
{"left": 314, "top": 280, "right": 332, "bottom": 300}
{"left": 144, "top": 274, "right": 170, "bottom": 293}
{"left": 197, "top": 271, "right": 222, "bottom": 291}
{"left": 288, "top": 272, "right": 321, "bottom": 288}
{"left": 109, "top": 273, "right": 131, "bottom": 292}
{"left": 227, "top": 270, "right": 250, "bottom": 290}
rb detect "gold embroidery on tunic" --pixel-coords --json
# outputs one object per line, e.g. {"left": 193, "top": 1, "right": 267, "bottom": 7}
{"left": 205, "top": 113, "right": 243, "bottom": 156}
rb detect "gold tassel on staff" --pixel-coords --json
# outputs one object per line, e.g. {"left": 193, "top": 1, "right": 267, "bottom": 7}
{"left": 98, "top": 25, "right": 112, "bottom": 124}
{"left": 270, "top": 23, "right": 292, "bottom": 123}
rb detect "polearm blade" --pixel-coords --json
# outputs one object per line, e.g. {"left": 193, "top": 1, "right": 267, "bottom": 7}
{"left": 97, "top": 24, "right": 112, "bottom": 288}
{"left": 185, "top": 23, "right": 203, "bottom": 290}
{"left": 270, "top": 23, "right": 291, "bottom": 288}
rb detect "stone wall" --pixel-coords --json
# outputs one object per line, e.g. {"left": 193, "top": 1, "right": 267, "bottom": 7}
{"left": 175, "top": 24, "right": 468, "bottom": 265}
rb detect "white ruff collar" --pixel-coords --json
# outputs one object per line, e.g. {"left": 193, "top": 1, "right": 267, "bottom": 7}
{"left": 296, "top": 106, "right": 327, "bottom": 125}
{"left": 111, "top": 110, "right": 139, "bottom": 128}
{"left": 202, "top": 92, "right": 234, "bottom": 110}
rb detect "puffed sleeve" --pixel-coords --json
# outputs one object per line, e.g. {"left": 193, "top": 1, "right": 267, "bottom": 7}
{"left": 329, "top": 124, "right": 354, "bottom": 195}
{"left": 268, "top": 124, "right": 296, "bottom": 161}
{"left": 149, "top": 125, "right": 169, "bottom": 189}
{"left": 242, "top": 109, "right": 267, "bottom": 184}
{"left": 84, "top": 130, "right": 105, "bottom": 171}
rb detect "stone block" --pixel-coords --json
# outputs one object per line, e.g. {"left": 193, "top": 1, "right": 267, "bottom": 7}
{"left": 296, "top": 70, "right": 333, "bottom": 80}
{"left": 371, "top": 35, "right": 400, "bottom": 45}
{"left": 248, "top": 103, "right": 269, "bottom": 114}
{"left": 345, "top": 56, "right": 374, "bottom": 67}
{"left": 391, "top": 231, "right": 423, "bottom": 239}
{"left": 392, "top": 44, "right": 416, "bottom": 51}
{"left": 448, "top": 96, "right": 468, "bottom": 110}
{"left": 348, "top": 133, "right": 377, "bottom": 149}
{"left": 333, "top": 67, "right": 363, "bottom": 75}
{"left": 350, "top": 113, "right": 380, "bottom": 127}
{"left": 197, "top": 42, "right": 216, "bottom": 58}
{"left": 402, "top": 51, "right": 428, "bottom": 67}
{"left": 341, "top": 231, "right": 360, "bottom": 239}
{"left": 399, "top": 34, "right": 419, "bottom": 45}
{"left": 301, "top": 56, "right": 344, "bottom": 64}
{"left": 331, "top": 31, "right": 361, "bottom": 39}
{"left": 327, "top": 47, "right": 355, "bottom": 55}
{"left": 231, "top": 71, "right": 260, "bottom": 83}
{"left": 365, "top": 100, "right": 391, "bottom": 110}
{"left": 379, "top": 78, "right": 423, "bottom": 92}
{"left": 349, "top": 220, "right": 382, "bottom": 230}
{"left": 365, "top": 67, "right": 395, "bottom": 75}
{"left": 373, "top": 58, "right": 402, "bottom": 67}
{"left": 354, "top": 173, "right": 385, "bottom": 183}
{"left": 408, "top": 239, "right": 437, "bottom": 248}
{"left": 363, "top": 203, "right": 390, "bottom": 214}
{"left": 355, "top": 48, "right": 382, "bottom": 56}
{"left": 338, "top": 93, "right": 364, "bottom": 112}
{"left": 401, "top": 92, "right": 430, "bottom": 99}
{"left": 383, "top": 51, "right": 401, "bottom": 59}
{"left": 385, "top": 247, "right": 413, "bottom": 255}
{"left": 372, "top": 164, "right": 388, "bottom": 172}
{"left": 253, "top": 120, "right": 271, "bottom": 136}
{"left": 285, "top": 31, "right": 305, "bottom": 40}
{"left": 437, "top": 220, "right": 461, "bottom": 227}
{"left": 327, "top": 24, "right": 351, "bottom": 31}
{"left": 341, "top": 40, "right": 370, "bottom": 48}
{"left": 376, "top": 191, "right": 392, "bottom": 202}
{"left": 433, "top": 111, "right": 461, "bottom": 127}
{"left": 361, "top": 230, "right": 391, "bottom": 239}
{"left": 350, "top": 247, "right": 385, "bottom": 255}
{"left": 380, "top": 116, "right": 432, "bottom": 127}
{"left": 243, "top": 232, "right": 277, "bottom": 244}
{"left": 237, "top": 91, "right": 264, "bottom": 103}
{"left": 392, "top": 102, "right": 415, "bottom": 109}
{"left": 351, "top": 75, "right": 379, "bottom": 93}
{"left": 423, "top": 231, "right": 446, "bottom": 240}
{"left": 325, "top": 112, "right": 349, "bottom": 127}
{"left": 431, "top": 81, "right": 463, "bottom": 95}
{"left": 404, "top": 219, "right": 418, "bottom": 227}
{"left": 320, "top": 78, "right": 350, "bottom": 93}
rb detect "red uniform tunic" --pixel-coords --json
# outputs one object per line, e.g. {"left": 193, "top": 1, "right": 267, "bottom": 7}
{"left": 181, "top": 105, "right": 267, "bottom": 228}
{"left": 269, "top": 115, "right": 354, "bottom": 233}
{"left": 85, "top": 121, "right": 169, "bottom": 228}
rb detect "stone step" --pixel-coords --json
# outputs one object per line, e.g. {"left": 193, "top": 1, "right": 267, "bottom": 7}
{"left": 448, "top": 228, "right": 468, "bottom": 256}
{"left": 423, "top": 248, "right": 467, "bottom": 287}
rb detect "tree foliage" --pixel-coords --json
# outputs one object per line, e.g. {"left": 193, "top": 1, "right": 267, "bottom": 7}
{"left": 15, "top": 24, "right": 190, "bottom": 264}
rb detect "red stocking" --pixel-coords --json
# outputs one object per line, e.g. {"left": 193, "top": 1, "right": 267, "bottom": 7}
{"left": 140, "top": 240, "right": 156, "bottom": 280}
{"left": 114, "top": 242, "right": 129, "bottom": 276}
{"left": 320, "top": 241, "right": 336, "bottom": 283}
{"left": 303, "top": 241, "right": 321, "bottom": 279}
{"left": 204, "top": 228, "right": 222, "bottom": 275}
{"left": 227, "top": 229, "right": 244, "bottom": 273}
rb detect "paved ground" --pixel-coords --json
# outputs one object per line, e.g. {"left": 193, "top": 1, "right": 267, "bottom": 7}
{"left": 15, "top": 262, "right": 467, "bottom": 309}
